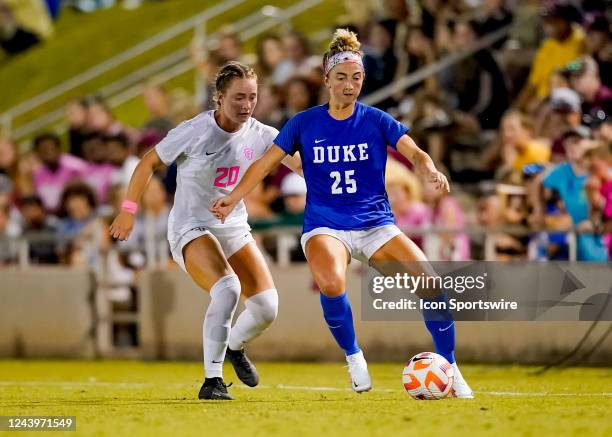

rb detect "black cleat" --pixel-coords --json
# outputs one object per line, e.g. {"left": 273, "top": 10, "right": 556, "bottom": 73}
{"left": 226, "top": 347, "right": 259, "bottom": 387}
{"left": 198, "top": 377, "right": 233, "bottom": 400}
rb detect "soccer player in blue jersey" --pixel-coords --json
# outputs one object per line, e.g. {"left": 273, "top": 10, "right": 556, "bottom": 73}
{"left": 212, "top": 29, "right": 473, "bottom": 398}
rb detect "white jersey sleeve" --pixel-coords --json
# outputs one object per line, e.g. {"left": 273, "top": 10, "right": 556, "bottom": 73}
{"left": 259, "top": 123, "right": 280, "bottom": 153}
{"left": 155, "top": 120, "right": 199, "bottom": 165}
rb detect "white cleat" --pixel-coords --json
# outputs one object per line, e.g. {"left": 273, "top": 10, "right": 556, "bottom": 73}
{"left": 346, "top": 350, "right": 372, "bottom": 393}
{"left": 451, "top": 362, "right": 474, "bottom": 399}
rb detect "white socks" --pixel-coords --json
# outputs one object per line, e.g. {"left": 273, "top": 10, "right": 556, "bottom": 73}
{"left": 203, "top": 274, "right": 241, "bottom": 379}
{"left": 228, "top": 288, "right": 278, "bottom": 351}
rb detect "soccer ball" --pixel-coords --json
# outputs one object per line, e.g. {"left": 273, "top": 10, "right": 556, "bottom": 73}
{"left": 402, "top": 352, "right": 454, "bottom": 400}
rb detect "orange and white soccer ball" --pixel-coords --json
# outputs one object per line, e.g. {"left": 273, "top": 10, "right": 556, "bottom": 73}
{"left": 402, "top": 352, "right": 454, "bottom": 400}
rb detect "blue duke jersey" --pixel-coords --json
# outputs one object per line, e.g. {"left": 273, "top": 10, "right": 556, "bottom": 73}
{"left": 275, "top": 102, "right": 409, "bottom": 232}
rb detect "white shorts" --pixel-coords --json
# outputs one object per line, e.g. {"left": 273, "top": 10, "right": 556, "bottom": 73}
{"left": 168, "top": 223, "right": 254, "bottom": 272}
{"left": 300, "top": 224, "right": 402, "bottom": 264}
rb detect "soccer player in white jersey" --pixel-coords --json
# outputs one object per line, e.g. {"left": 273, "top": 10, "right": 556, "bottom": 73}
{"left": 110, "top": 62, "right": 302, "bottom": 400}
{"left": 212, "top": 30, "right": 473, "bottom": 398}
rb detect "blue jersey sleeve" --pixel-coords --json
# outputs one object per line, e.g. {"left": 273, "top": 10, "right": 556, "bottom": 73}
{"left": 379, "top": 111, "right": 409, "bottom": 150}
{"left": 274, "top": 114, "right": 301, "bottom": 156}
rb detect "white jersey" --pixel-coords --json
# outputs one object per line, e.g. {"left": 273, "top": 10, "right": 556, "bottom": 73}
{"left": 155, "top": 111, "right": 278, "bottom": 240}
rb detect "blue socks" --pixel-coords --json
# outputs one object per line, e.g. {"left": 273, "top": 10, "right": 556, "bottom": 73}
{"left": 422, "top": 292, "right": 456, "bottom": 364}
{"left": 319, "top": 290, "right": 455, "bottom": 363}
{"left": 320, "top": 292, "right": 360, "bottom": 356}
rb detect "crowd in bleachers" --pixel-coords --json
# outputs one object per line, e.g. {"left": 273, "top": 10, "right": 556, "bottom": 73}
{"left": 0, "top": 0, "right": 611, "bottom": 270}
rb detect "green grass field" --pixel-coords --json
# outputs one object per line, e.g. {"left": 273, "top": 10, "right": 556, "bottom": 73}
{"left": 0, "top": 361, "right": 610, "bottom": 436}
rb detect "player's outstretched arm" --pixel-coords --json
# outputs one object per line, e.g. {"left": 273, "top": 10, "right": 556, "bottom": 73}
{"left": 396, "top": 134, "right": 450, "bottom": 194}
{"left": 211, "top": 145, "right": 287, "bottom": 222}
{"left": 109, "top": 149, "right": 164, "bottom": 241}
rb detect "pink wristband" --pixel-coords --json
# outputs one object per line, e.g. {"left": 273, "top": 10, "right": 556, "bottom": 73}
{"left": 121, "top": 200, "right": 138, "bottom": 215}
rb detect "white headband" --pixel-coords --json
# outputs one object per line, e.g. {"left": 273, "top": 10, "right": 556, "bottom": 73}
{"left": 324, "top": 51, "right": 364, "bottom": 76}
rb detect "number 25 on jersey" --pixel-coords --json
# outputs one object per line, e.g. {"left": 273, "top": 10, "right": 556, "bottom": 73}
{"left": 330, "top": 170, "right": 357, "bottom": 194}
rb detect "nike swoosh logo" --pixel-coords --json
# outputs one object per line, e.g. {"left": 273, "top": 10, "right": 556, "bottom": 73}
{"left": 211, "top": 360, "right": 223, "bottom": 364}
{"left": 353, "top": 381, "right": 359, "bottom": 388}
{"left": 205, "top": 151, "right": 216, "bottom": 155}
{"left": 439, "top": 322, "right": 455, "bottom": 332}
{"left": 327, "top": 324, "right": 342, "bottom": 329}
{"left": 314, "top": 139, "right": 326, "bottom": 144}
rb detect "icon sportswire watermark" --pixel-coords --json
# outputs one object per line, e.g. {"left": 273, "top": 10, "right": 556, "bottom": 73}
{"left": 361, "top": 261, "right": 612, "bottom": 321}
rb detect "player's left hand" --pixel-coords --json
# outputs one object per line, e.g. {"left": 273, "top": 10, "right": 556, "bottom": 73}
{"left": 427, "top": 170, "right": 450, "bottom": 194}
{"left": 210, "top": 196, "right": 237, "bottom": 224}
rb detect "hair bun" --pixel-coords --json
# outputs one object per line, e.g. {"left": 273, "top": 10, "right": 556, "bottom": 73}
{"left": 329, "top": 28, "right": 361, "bottom": 53}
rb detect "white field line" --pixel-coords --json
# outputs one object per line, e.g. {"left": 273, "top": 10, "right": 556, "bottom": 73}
{"left": 0, "top": 381, "right": 611, "bottom": 397}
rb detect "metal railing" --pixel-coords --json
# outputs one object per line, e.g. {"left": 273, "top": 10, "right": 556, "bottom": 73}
{"left": 0, "top": 0, "right": 248, "bottom": 137}
{"left": 2, "top": 225, "right": 593, "bottom": 270}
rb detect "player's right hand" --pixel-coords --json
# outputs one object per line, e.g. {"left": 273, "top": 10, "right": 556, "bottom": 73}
{"left": 210, "top": 196, "right": 237, "bottom": 224}
{"left": 109, "top": 211, "right": 135, "bottom": 241}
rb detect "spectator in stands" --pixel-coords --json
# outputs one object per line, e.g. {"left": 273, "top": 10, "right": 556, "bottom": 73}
{"left": 565, "top": 56, "right": 612, "bottom": 127}
{"left": 0, "top": 0, "right": 40, "bottom": 55}
{"left": 0, "top": 174, "right": 21, "bottom": 264}
{"left": 85, "top": 96, "right": 114, "bottom": 136}
{"left": 251, "top": 172, "right": 307, "bottom": 262}
{"left": 472, "top": 189, "right": 526, "bottom": 260}
{"left": 545, "top": 87, "right": 584, "bottom": 161}
{"left": 32, "top": 133, "right": 87, "bottom": 213}
{"left": 362, "top": 19, "right": 398, "bottom": 105}
{"left": 191, "top": 29, "right": 244, "bottom": 109}
{"left": 584, "top": 14, "right": 612, "bottom": 88}
{"left": 245, "top": 181, "right": 276, "bottom": 222}
{"left": 405, "top": 94, "right": 453, "bottom": 172}
{"left": 85, "top": 95, "right": 138, "bottom": 143}
{"left": 593, "top": 116, "right": 612, "bottom": 144}
{"left": 0, "top": 174, "right": 16, "bottom": 213}
{"left": 0, "top": 137, "right": 18, "bottom": 186}
{"left": 66, "top": 98, "right": 89, "bottom": 158}
{"left": 448, "top": 19, "right": 510, "bottom": 130}
{"left": 19, "top": 194, "right": 59, "bottom": 264}
{"left": 535, "top": 127, "right": 608, "bottom": 261}
{"left": 142, "top": 81, "right": 174, "bottom": 136}
{"left": 255, "top": 34, "right": 292, "bottom": 86}
{"left": 422, "top": 172, "right": 470, "bottom": 261}
{"left": 280, "top": 31, "right": 321, "bottom": 82}
{"left": 56, "top": 181, "right": 107, "bottom": 265}
{"left": 80, "top": 132, "right": 114, "bottom": 204}
{"left": 418, "top": 0, "right": 443, "bottom": 41}
{"left": 476, "top": 0, "right": 514, "bottom": 48}
{"left": 15, "top": 149, "right": 39, "bottom": 197}
{"left": 496, "top": 110, "right": 551, "bottom": 183}
{"left": 516, "top": 1, "right": 585, "bottom": 112}
{"left": 0, "top": 200, "right": 16, "bottom": 265}
{"left": 281, "top": 77, "right": 318, "bottom": 125}
{"left": 252, "top": 83, "right": 283, "bottom": 129}
{"left": 538, "top": 188, "right": 573, "bottom": 260}
{"left": 386, "top": 157, "right": 432, "bottom": 250}
{"left": 395, "top": 24, "right": 437, "bottom": 96}
{"left": 106, "top": 133, "right": 138, "bottom": 188}
{"left": 583, "top": 143, "right": 611, "bottom": 256}
{"left": 378, "top": 0, "right": 409, "bottom": 55}
{"left": 280, "top": 172, "right": 306, "bottom": 216}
